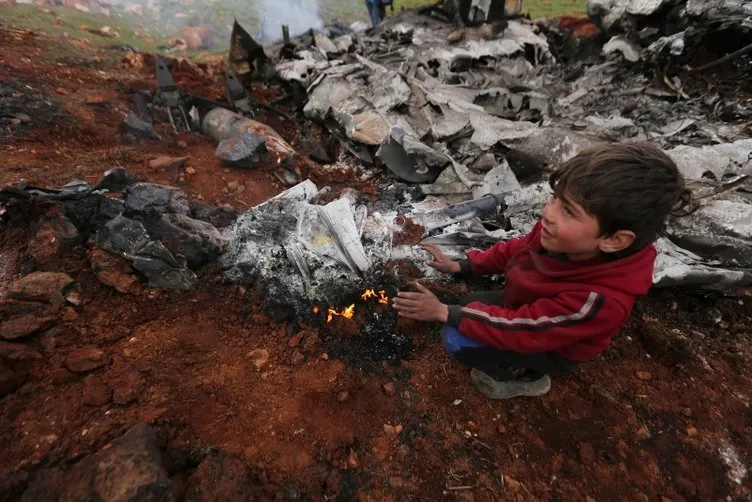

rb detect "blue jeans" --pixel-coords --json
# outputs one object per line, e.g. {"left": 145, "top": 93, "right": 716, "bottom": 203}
{"left": 365, "top": 0, "right": 386, "bottom": 27}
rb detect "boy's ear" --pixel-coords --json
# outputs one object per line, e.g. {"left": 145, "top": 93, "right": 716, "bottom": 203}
{"left": 598, "top": 230, "right": 635, "bottom": 254}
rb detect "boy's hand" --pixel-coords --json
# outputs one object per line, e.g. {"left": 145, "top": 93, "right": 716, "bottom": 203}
{"left": 421, "top": 244, "right": 461, "bottom": 274}
{"left": 392, "top": 282, "right": 449, "bottom": 322}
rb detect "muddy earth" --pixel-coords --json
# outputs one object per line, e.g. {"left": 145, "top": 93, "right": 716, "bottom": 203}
{"left": 1, "top": 19, "right": 751, "bottom": 502}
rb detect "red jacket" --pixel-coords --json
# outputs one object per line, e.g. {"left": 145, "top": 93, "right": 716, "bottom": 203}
{"left": 446, "top": 222, "right": 655, "bottom": 361}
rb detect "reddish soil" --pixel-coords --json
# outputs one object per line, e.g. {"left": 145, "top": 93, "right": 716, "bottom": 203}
{"left": 1, "top": 22, "right": 752, "bottom": 502}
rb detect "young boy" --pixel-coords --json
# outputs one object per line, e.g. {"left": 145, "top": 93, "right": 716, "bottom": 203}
{"left": 392, "top": 142, "right": 691, "bottom": 399}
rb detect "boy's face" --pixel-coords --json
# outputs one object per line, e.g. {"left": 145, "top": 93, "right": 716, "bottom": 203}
{"left": 540, "top": 194, "right": 634, "bottom": 260}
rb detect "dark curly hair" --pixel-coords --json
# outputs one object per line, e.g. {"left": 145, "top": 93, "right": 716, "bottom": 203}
{"left": 549, "top": 142, "right": 693, "bottom": 255}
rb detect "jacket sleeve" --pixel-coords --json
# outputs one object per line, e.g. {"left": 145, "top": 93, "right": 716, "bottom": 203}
{"left": 460, "top": 223, "right": 540, "bottom": 277}
{"left": 446, "top": 290, "right": 621, "bottom": 353}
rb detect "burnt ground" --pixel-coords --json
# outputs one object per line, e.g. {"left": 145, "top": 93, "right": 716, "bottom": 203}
{"left": 1, "top": 22, "right": 752, "bottom": 502}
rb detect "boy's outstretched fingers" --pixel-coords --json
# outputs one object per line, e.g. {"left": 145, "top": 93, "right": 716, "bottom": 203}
{"left": 420, "top": 244, "right": 461, "bottom": 274}
{"left": 392, "top": 281, "right": 449, "bottom": 323}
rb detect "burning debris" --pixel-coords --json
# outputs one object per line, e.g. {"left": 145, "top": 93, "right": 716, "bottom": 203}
{"left": 3, "top": 2, "right": 752, "bottom": 308}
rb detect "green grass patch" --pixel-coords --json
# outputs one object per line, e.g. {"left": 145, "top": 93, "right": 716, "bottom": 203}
{"left": 391, "top": 0, "right": 586, "bottom": 18}
{"left": 0, "top": 4, "right": 169, "bottom": 52}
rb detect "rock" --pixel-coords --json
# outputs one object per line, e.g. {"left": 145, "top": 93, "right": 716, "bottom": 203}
{"left": 0, "top": 314, "right": 57, "bottom": 340}
{"left": 247, "top": 348, "right": 270, "bottom": 368}
{"left": 59, "top": 423, "right": 170, "bottom": 502}
{"left": 96, "top": 215, "right": 197, "bottom": 290}
{"left": 27, "top": 212, "right": 81, "bottom": 267}
{"left": 122, "top": 52, "right": 145, "bottom": 69}
{"left": 288, "top": 333, "right": 304, "bottom": 348}
{"left": 636, "top": 425, "right": 651, "bottom": 440}
{"left": 62, "top": 193, "right": 125, "bottom": 238}
{"left": 120, "top": 113, "right": 161, "bottom": 141}
{"left": 291, "top": 350, "right": 305, "bottom": 366}
{"left": 15, "top": 113, "right": 31, "bottom": 123}
{"left": 227, "top": 181, "right": 239, "bottom": 192}
{"left": 181, "top": 26, "right": 213, "bottom": 50}
{"left": 0, "top": 341, "right": 42, "bottom": 361}
{"left": 89, "top": 247, "right": 140, "bottom": 294}
{"left": 109, "top": 365, "right": 144, "bottom": 404}
{"left": 384, "top": 424, "right": 403, "bottom": 435}
{"left": 346, "top": 449, "right": 358, "bottom": 468}
{"left": 382, "top": 382, "right": 396, "bottom": 396}
{"left": 56, "top": 87, "right": 68, "bottom": 95}
{"left": 65, "top": 346, "right": 111, "bottom": 373}
{"left": 124, "top": 183, "right": 190, "bottom": 218}
{"left": 337, "top": 390, "right": 349, "bottom": 402}
{"left": 686, "top": 426, "right": 698, "bottom": 437}
{"left": 635, "top": 371, "right": 652, "bottom": 381}
{"left": 82, "top": 375, "right": 112, "bottom": 406}
{"left": 9, "top": 271, "right": 74, "bottom": 304}
{"left": 183, "top": 452, "right": 255, "bottom": 501}
{"left": 0, "top": 362, "right": 25, "bottom": 397}
{"left": 504, "top": 475, "right": 521, "bottom": 491}
{"left": 215, "top": 131, "right": 268, "bottom": 169}
{"left": 148, "top": 156, "right": 188, "bottom": 172}
{"left": 65, "top": 289, "right": 82, "bottom": 306}
{"left": 301, "top": 333, "right": 320, "bottom": 354}
{"left": 578, "top": 442, "right": 596, "bottom": 464}
{"left": 62, "top": 307, "right": 79, "bottom": 321}
{"left": 497, "top": 424, "right": 507, "bottom": 434}
{"left": 142, "top": 213, "right": 227, "bottom": 269}
{"left": 88, "top": 25, "right": 119, "bottom": 38}
{"left": 387, "top": 477, "right": 403, "bottom": 489}
{"left": 189, "top": 201, "right": 239, "bottom": 229}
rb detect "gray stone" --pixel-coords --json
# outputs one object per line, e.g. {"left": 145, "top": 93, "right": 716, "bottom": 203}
{"left": 62, "top": 194, "right": 125, "bottom": 237}
{"left": 215, "top": 131, "right": 268, "bottom": 169}
{"left": 96, "top": 215, "right": 197, "bottom": 290}
{"left": 189, "top": 200, "right": 240, "bottom": 229}
{"left": 143, "top": 213, "right": 227, "bottom": 269}
{"left": 93, "top": 167, "right": 141, "bottom": 193}
{"left": 124, "top": 183, "right": 190, "bottom": 218}
{"left": 120, "top": 113, "right": 161, "bottom": 141}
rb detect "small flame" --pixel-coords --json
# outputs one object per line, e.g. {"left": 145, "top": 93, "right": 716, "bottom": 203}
{"left": 378, "top": 290, "right": 389, "bottom": 304}
{"left": 322, "top": 289, "right": 389, "bottom": 323}
{"left": 313, "top": 306, "right": 319, "bottom": 314}
{"left": 327, "top": 304, "right": 355, "bottom": 323}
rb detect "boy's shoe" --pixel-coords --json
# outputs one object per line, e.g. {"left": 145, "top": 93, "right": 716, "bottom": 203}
{"left": 470, "top": 368, "right": 551, "bottom": 399}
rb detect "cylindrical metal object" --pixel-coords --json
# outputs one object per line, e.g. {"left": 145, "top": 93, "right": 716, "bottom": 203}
{"left": 202, "top": 107, "right": 296, "bottom": 158}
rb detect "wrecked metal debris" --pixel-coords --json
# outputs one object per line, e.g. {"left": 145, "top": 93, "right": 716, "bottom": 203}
{"left": 217, "top": 6, "right": 752, "bottom": 292}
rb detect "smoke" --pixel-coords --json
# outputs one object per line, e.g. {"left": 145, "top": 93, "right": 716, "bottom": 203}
{"left": 256, "top": 0, "right": 325, "bottom": 43}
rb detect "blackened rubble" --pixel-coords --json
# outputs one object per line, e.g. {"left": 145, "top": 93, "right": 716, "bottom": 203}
{"left": 217, "top": 1, "right": 752, "bottom": 297}
{"left": 0, "top": 169, "right": 231, "bottom": 291}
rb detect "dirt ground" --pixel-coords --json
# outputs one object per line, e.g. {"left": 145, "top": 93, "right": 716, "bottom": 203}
{"left": 1, "top": 21, "right": 751, "bottom": 502}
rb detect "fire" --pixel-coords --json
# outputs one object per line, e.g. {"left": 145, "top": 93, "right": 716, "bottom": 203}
{"left": 323, "top": 288, "right": 390, "bottom": 323}
{"left": 313, "top": 306, "right": 319, "bottom": 314}
{"left": 378, "top": 290, "right": 389, "bottom": 304}
{"left": 327, "top": 304, "right": 355, "bottom": 323}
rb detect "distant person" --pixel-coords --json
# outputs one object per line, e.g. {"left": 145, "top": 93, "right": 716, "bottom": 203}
{"left": 366, "top": 0, "right": 388, "bottom": 27}
{"left": 392, "top": 143, "right": 691, "bottom": 399}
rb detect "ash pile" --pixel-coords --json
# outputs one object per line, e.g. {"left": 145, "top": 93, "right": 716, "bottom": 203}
{"left": 220, "top": 0, "right": 752, "bottom": 308}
